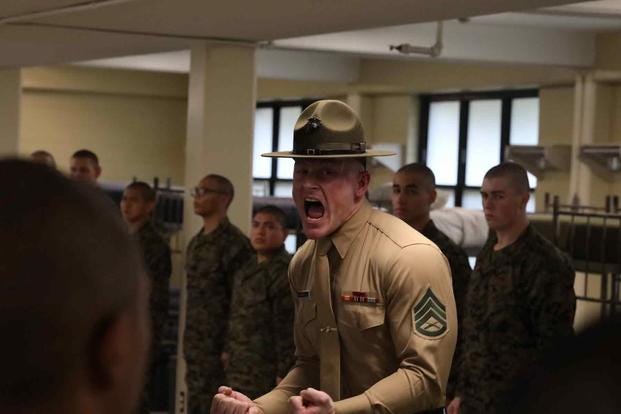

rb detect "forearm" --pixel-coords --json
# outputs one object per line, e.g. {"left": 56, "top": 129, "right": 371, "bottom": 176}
{"left": 254, "top": 359, "right": 319, "bottom": 414}
{"left": 334, "top": 368, "right": 443, "bottom": 414}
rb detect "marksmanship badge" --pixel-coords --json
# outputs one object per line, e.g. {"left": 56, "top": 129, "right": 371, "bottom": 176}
{"left": 413, "top": 287, "right": 448, "bottom": 338}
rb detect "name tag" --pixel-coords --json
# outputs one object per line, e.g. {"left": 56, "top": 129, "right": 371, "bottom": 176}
{"left": 297, "top": 290, "right": 311, "bottom": 299}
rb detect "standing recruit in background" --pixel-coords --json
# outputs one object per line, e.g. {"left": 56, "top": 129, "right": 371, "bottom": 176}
{"left": 447, "top": 162, "right": 576, "bottom": 414}
{"left": 223, "top": 205, "right": 295, "bottom": 399}
{"left": 184, "top": 174, "right": 253, "bottom": 414}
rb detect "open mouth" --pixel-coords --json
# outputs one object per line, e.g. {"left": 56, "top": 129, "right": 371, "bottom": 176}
{"left": 304, "top": 198, "right": 325, "bottom": 219}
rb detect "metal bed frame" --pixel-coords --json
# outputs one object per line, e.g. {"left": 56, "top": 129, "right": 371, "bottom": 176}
{"left": 551, "top": 196, "right": 621, "bottom": 316}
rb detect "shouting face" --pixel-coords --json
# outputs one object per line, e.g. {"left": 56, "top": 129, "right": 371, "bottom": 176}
{"left": 292, "top": 158, "right": 369, "bottom": 240}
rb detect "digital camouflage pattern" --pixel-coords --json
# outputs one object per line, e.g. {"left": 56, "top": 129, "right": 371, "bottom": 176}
{"left": 184, "top": 218, "right": 252, "bottom": 414}
{"left": 421, "top": 219, "right": 471, "bottom": 397}
{"left": 137, "top": 220, "right": 172, "bottom": 352}
{"left": 224, "top": 247, "right": 294, "bottom": 399}
{"left": 135, "top": 220, "right": 172, "bottom": 414}
{"left": 454, "top": 224, "right": 576, "bottom": 414}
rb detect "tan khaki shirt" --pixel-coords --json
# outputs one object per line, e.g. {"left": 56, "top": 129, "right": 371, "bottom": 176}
{"left": 255, "top": 201, "right": 457, "bottom": 414}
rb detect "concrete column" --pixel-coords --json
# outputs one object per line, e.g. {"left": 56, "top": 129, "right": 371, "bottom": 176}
{"left": 346, "top": 93, "right": 374, "bottom": 142}
{"left": 568, "top": 74, "right": 585, "bottom": 205}
{"left": 577, "top": 72, "right": 597, "bottom": 206}
{"left": 0, "top": 69, "right": 21, "bottom": 156}
{"left": 184, "top": 42, "right": 257, "bottom": 236}
{"left": 176, "top": 41, "right": 256, "bottom": 414}
{"left": 407, "top": 96, "right": 420, "bottom": 164}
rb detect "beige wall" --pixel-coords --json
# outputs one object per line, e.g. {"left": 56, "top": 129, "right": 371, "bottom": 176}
{"left": 21, "top": 90, "right": 187, "bottom": 185}
{"left": 537, "top": 87, "right": 574, "bottom": 209}
{"left": 258, "top": 78, "right": 348, "bottom": 101}
{"left": 0, "top": 69, "right": 20, "bottom": 155}
{"left": 371, "top": 95, "right": 412, "bottom": 146}
{"left": 20, "top": 57, "right": 620, "bottom": 212}
{"left": 357, "top": 58, "right": 576, "bottom": 93}
{"left": 605, "top": 84, "right": 621, "bottom": 197}
{"left": 18, "top": 57, "right": 586, "bottom": 192}
{"left": 595, "top": 31, "right": 621, "bottom": 71}
{"left": 21, "top": 66, "right": 188, "bottom": 186}
{"left": 591, "top": 31, "right": 621, "bottom": 202}
{"left": 587, "top": 83, "right": 615, "bottom": 206}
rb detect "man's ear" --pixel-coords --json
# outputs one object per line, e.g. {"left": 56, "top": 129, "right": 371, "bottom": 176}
{"left": 521, "top": 191, "right": 530, "bottom": 210}
{"left": 355, "top": 170, "right": 371, "bottom": 199}
{"left": 145, "top": 200, "right": 156, "bottom": 215}
{"left": 429, "top": 188, "right": 438, "bottom": 205}
{"left": 88, "top": 313, "right": 134, "bottom": 390}
{"left": 94, "top": 165, "right": 102, "bottom": 179}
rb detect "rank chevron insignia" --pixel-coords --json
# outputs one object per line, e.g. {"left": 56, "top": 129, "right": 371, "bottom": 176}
{"left": 413, "top": 288, "right": 447, "bottom": 338}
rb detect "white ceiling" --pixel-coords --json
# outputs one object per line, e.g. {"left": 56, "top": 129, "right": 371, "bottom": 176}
{"left": 0, "top": 0, "right": 593, "bottom": 69}
{"left": 272, "top": 0, "right": 621, "bottom": 67}
{"left": 72, "top": 0, "right": 621, "bottom": 79}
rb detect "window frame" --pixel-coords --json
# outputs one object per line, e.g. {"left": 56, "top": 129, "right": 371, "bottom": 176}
{"left": 418, "top": 89, "right": 538, "bottom": 207}
{"left": 255, "top": 99, "right": 316, "bottom": 196}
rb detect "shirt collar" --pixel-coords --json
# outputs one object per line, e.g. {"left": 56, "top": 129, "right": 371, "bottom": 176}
{"left": 258, "top": 245, "right": 290, "bottom": 266}
{"left": 421, "top": 219, "right": 438, "bottom": 238}
{"left": 197, "top": 216, "right": 231, "bottom": 239}
{"left": 489, "top": 222, "right": 533, "bottom": 255}
{"left": 318, "top": 200, "right": 372, "bottom": 259}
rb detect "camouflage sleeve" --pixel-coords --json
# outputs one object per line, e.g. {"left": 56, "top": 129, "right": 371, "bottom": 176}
{"left": 223, "top": 265, "right": 246, "bottom": 355}
{"left": 449, "top": 250, "right": 472, "bottom": 322}
{"left": 268, "top": 261, "right": 295, "bottom": 378}
{"left": 446, "top": 250, "right": 471, "bottom": 399}
{"left": 526, "top": 260, "right": 576, "bottom": 351}
{"left": 221, "top": 236, "right": 253, "bottom": 303}
{"left": 144, "top": 240, "right": 172, "bottom": 347}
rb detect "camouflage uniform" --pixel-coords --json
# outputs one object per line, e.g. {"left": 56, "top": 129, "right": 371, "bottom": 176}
{"left": 184, "top": 218, "right": 252, "bottom": 414}
{"left": 420, "top": 219, "right": 471, "bottom": 399}
{"left": 135, "top": 220, "right": 172, "bottom": 414}
{"left": 454, "top": 224, "right": 576, "bottom": 414}
{"left": 224, "top": 247, "right": 294, "bottom": 399}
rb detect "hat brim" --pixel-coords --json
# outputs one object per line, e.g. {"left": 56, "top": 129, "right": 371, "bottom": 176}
{"left": 261, "top": 149, "right": 396, "bottom": 159}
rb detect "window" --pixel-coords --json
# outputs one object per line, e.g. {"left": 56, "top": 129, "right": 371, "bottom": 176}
{"left": 419, "top": 90, "right": 538, "bottom": 211}
{"left": 252, "top": 100, "right": 317, "bottom": 252}
{"left": 252, "top": 100, "right": 314, "bottom": 197}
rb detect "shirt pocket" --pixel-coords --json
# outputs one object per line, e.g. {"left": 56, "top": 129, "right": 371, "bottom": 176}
{"left": 355, "top": 305, "right": 386, "bottom": 330}
{"left": 347, "top": 305, "right": 389, "bottom": 353}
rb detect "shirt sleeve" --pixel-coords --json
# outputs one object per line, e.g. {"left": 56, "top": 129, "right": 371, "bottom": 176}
{"left": 334, "top": 243, "right": 458, "bottom": 414}
{"left": 445, "top": 248, "right": 471, "bottom": 399}
{"left": 526, "top": 258, "right": 576, "bottom": 351}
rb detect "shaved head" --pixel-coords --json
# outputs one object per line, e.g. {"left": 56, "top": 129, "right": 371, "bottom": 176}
{"left": 396, "top": 163, "right": 436, "bottom": 190}
{"left": 0, "top": 159, "right": 148, "bottom": 412}
{"left": 204, "top": 174, "right": 235, "bottom": 207}
{"left": 30, "top": 150, "right": 56, "bottom": 168}
{"left": 484, "top": 162, "right": 530, "bottom": 195}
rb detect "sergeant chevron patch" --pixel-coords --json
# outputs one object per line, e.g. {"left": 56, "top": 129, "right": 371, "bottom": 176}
{"left": 413, "top": 287, "right": 447, "bottom": 339}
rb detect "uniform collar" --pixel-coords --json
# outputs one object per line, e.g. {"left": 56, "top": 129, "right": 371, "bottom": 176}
{"left": 318, "top": 200, "right": 372, "bottom": 259}
{"left": 489, "top": 222, "right": 534, "bottom": 255}
{"left": 421, "top": 219, "right": 438, "bottom": 238}
{"left": 197, "top": 216, "right": 231, "bottom": 239}
{"left": 136, "top": 219, "right": 154, "bottom": 236}
{"left": 259, "top": 245, "right": 290, "bottom": 266}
